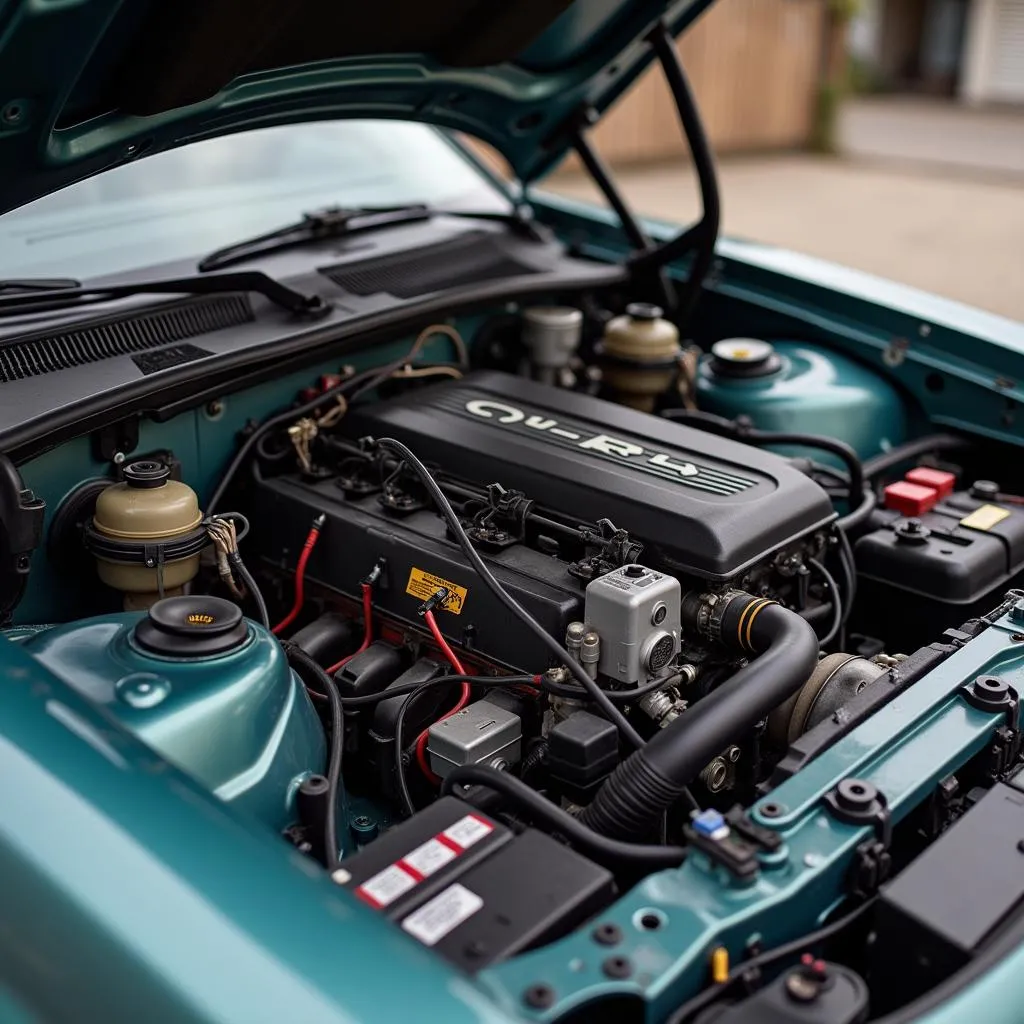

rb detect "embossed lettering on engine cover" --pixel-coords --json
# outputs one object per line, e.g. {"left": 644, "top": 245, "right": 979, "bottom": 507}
{"left": 458, "top": 397, "right": 756, "bottom": 496}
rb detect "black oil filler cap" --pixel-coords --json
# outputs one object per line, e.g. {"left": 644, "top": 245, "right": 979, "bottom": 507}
{"left": 134, "top": 596, "right": 247, "bottom": 657}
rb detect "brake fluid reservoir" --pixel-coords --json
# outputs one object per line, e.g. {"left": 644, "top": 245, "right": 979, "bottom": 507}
{"left": 696, "top": 339, "right": 907, "bottom": 460}
{"left": 599, "top": 303, "right": 681, "bottom": 412}
{"left": 19, "top": 596, "right": 328, "bottom": 833}
{"left": 90, "top": 460, "right": 204, "bottom": 610}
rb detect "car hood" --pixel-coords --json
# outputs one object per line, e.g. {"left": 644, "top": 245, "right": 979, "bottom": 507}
{"left": 0, "top": 0, "right": 712, "bottom": 216}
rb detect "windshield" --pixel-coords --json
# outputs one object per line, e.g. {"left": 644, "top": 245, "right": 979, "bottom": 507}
{"left": 0, "top": 121, "right": 510, "bottom": 281}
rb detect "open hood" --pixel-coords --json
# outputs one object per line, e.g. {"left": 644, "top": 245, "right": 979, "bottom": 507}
{"left": 0, "top": 0, "right": 712, "bottom": 216}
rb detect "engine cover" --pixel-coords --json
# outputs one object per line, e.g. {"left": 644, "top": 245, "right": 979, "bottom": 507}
{"left": 343, "top": 372, "right": 833, "bottom": 580}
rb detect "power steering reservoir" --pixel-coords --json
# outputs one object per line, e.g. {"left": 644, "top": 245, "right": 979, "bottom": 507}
{"left": 599, "top": 302, "right": 681, "bottom": 411}
{"left": 88, "top": 459, "right": 206, "bottom": 610}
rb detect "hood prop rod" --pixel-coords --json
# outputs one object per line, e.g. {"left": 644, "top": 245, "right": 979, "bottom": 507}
{"left": 628, "top": 18, "right": 722, "bottom": 329}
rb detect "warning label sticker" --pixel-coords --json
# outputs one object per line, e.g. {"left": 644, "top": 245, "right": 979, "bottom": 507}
{"left": 442, "top": 814, "right": 493, "bottom": 851}
{"left": 401, "top": 838, "right": 457, "bottom": 879}
{"left": 405, "top": 568, "right": 468, "bottom": 615}
{"left": 401, "top": 884, "right": 483, "bottom": 947}
{"left": 961, "top": 504, "right": 1011, "bottom": 532}
{"left": 356, "top": 864, "right": 418, "bottom": 908}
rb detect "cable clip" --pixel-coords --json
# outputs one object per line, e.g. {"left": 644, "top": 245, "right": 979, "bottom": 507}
{"left": 418, "top": 587, "right": 450, "bottom": 616}
{"left": 362, "top": 557, "right": 386, "bottom": 587}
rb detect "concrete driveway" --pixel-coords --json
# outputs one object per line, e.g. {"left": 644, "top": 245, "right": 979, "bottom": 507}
{"left": 546, "top": 101, "right": 1024, "bottom": 323}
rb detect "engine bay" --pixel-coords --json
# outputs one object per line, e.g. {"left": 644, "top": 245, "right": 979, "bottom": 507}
{"left": 5, "top": 297, "right": 1024, "bottom": 1022}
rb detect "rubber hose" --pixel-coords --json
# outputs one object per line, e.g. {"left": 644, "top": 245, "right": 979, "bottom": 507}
{"left": 440, "top": 765, "right": 686, "bottom": 871}
{"left": 580, "top": 597, "right": 819, "bottom": 840}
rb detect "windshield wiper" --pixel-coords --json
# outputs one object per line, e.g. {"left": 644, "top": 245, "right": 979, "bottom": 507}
{"left": 0, "top": 277, "right": 81, "bottom": 293}
{"left": 198, "top": 204, "right": 545, "bottom": 272}
{"left": 0, "top": 270, "right": 329, "bottom": 319}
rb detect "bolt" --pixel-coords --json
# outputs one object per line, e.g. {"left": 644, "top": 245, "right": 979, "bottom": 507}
{"left": 205, "top": 399, "right": 224, "bottom": 418}
{"left": 113, "top": 451, "right": 126, "bottom": 465}
{"left": 1012, "top": 633, "right": 1024, "bottom": 643}
{"left": 602, "top": 956, "right": 633, "bottom": 979}
{"left": 760, "top": 802, "right": 786, "bottom": 819}
{"left": 523, "top": 984, "right": 555, "bottom": 1010}
{"left": 1010, "top": 599, "right": 1024, "bottom": 624}
{"left": 592, "top": 923, "right": 622, "bottom": 946}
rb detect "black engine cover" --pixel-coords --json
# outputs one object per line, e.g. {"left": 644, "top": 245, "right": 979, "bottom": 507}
{"left": 342, "top": 372, "right": 833, "bottom": 580}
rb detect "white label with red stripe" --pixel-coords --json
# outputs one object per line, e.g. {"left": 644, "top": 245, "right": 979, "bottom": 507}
{"left": 356, "top": 864, "right": 418, "bottom": 908}
{"left": 441, "top": 814, "right": 492, "bottom": 851}
{"left": 352, "top": 814, "right": 494, "bottom": 909}
{"left": 401, "top": 838, "right": 457, "bottom": 878}
{"left": 401, "top": 884, "right": 484, "bottom": 946}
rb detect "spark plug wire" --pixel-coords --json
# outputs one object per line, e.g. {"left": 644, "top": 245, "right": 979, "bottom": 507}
{"left": 326, "top": 580, "right": 375, "bottom": 675}
{"left": 272, "top": 514, "right": 325, "bottom": 635}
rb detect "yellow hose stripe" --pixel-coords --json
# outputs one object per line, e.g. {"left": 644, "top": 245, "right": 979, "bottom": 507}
{"left": 745, "top": 599, "right": 776, "bottom": 651}
{"left": 735, "top": 598, "right": 756, "bottom": 649}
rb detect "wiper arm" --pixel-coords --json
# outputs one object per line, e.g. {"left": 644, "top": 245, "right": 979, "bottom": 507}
{"left": 0, "top": 277, "right": 81, "bottom": 293}
{"left": 199, "top": 204, "right": 546, "bottom": 272}
{"left": 0, "top": 270, "right": 329, "bottom": 319}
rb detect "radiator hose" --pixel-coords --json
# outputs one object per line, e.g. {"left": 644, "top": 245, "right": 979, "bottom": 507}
{"left": 580, "top": 592, "right": 819, "bottom": 840}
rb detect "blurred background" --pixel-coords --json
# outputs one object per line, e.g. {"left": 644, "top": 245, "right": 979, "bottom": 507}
{"left": 542, "top": 0, "right": 1024, "bottom": 321}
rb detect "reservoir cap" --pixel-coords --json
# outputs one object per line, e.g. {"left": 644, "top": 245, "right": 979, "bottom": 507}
{"left": 134, "top": 596, "right": 247, "bottom": 657}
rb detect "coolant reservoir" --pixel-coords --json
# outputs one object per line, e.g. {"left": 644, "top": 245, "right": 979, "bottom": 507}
{"left": 599, "top": 303, "right": 681, "bottom": 411}
{"left": 91, "top": 460, "right": 204, "bottom": 610}
{"left": 696, "top": 339, "right": 908, "bottom": 460}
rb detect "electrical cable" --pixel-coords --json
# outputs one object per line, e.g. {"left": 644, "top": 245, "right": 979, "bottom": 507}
{"left": 807, "top": 557, "right": 842, "bottom": 647}
{"left": 862, "top": 433, "right": 969, "bottom": 479}
{"left": 540, "top": 670, "right": 683, "bottom": 703}
{"left": 226, "top": 551, "right": 269, "bottom": 628}
{"left": 326, "top": 582, "right": 373, "bottom": 675}
{"left": 283, "top": 643, "right": 344, "bottom": 870}
{"left": 272, "top": 515, "right": 325, "bottom": 635}
{"left": 661, "top": 408, "right": 864, "bottom": 509}
{"left": 836, "top": 528, "right": 857, "bottom": 625}
{"left": 206, "top": 325, "right": 468, "bottom": 515}
{"left": 413, "top": 609, "right": 470, "bottom": 783}
{"left": 835, "top": 487, "right": 877, "bottom": 533}
{"left": 375, "top": 437, "right": 646, "bottom": 751}
{"left": 665, "top": 897, "right": 878, "bottom": 1024}
{"left": 440, "top": 765, "right": 687, "bottom": 871}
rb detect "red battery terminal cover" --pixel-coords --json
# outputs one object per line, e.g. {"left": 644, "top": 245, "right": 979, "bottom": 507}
{"left": 884, "top": 481, "right": 940, "bottom": 517}
{"left": 904, "top": 467, "right": 956, "bottom": 498}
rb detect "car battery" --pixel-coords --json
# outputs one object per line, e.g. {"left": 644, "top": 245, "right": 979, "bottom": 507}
{"left": 336, "top": 796, "right": 614, "bottom": 970}
{"left": 854, "top": 483, "right": 1024, "bottom": 650}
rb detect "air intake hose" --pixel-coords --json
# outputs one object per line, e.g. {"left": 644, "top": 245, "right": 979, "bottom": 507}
{"left": 580, "top": 592, "right": 819, "bottom": 840}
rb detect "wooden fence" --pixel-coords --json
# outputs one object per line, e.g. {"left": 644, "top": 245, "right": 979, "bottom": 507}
{"left": 581, "top": 0, "right": 826, "bottom": 165}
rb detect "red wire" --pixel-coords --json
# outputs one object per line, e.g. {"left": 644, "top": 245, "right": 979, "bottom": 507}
{"left": 415, "top": 609, "right": 469, "bottom": 782}
{"left": 271, "top": 521, "right": 323, "bottom": 636}
{"left": 326, "top": 582, "right": 374, "bottom": 675}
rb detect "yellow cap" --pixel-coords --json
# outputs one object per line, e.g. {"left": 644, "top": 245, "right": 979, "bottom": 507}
{"left": 711, "top": 946, "right": 730, "bottom": 984}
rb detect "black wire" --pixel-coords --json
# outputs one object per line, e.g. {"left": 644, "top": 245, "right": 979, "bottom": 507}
{"left": 376, "top": 437, "right": 646, "bottom": 751}
{"left": 206, "top": 356, "right": 451, "bottom": 514}
{"left": 666, "top": 897, "right": 878, "bottom": 1024}
{"left": 540, "top": 670, "right": 682, "bottom": 702}
{"left": 835, "top": 488, "right": 877, "bottom": 533}
{"left": 440, "top": 764, "right": 687, "bottom": 871}
{"left": 392, "top": 676, "right": 541, "bottom": 818}
{"left": 660, "top": 409, "right": 864, "bottom": 509}
{"left": 862, "top": 433, "right": 969, "bottom": 480}
{"left": 283, "top": 644, "right": 344, "bottom": 871}
{"left": 335, "top": 673, "right": 538, "bottom": 707}
{"left": 836, "top": 528, "right": 857, "bottom": 625}
{"left": 807, "top": 558, "right": 842, "bottom": 647}
{"left": 227, "top": 551, "right": 269, "bottom": 628}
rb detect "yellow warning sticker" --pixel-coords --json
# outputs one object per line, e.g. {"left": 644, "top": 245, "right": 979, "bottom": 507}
{"left": 405, "top": 568, "right": 468, "bottom": 615}
{"left": 960, "top": 504, "right": 1011, "bottom": 531}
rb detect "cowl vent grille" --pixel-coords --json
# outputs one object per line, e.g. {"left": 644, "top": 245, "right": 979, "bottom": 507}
{"left": 0, "top": 293, "right": 253, "bottom": 383}
{"left": 318, "top": 232, "right": 540, "bottom": 298}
